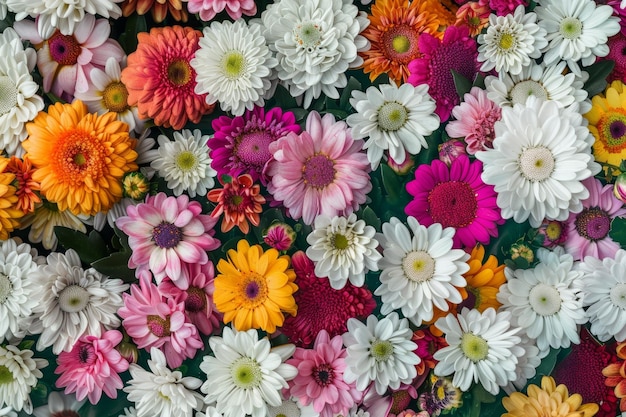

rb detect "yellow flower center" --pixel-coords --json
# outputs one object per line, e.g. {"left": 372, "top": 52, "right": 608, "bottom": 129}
{"left": 402, "top": 250, "right": 435, "bottom": 283}
{"left": 231, "top": 357, "right": 263, "bottom": 389}
{"left": 460, "top": 332, "right": 489, "bottom": 362}
{"left": 175, "top": 150, "right": 198, "bottom": 172}
{"left": 518, "top": 146, "right": 555, "bottom": 182}
{"left": 392, "top": 35, "right": 410, "bottom": 54}
{"left": 0, "top": 365, "right": 13, "bottom": 384}
{"left": 371, "top": 339, "right": 394, "bottom": 361}
{"left": 222, "top": 51, "right": 247, "bottom": 79}
{"left": 102, "top": 81, "right": 130, "bottom": 113}
{"left": 498, "top": 33, "right": 515, "bottom": 50}
{"left": 54, "top": 129, "right": 108, "bottom": 186}
{"left": 545, "top": 221, "right": 563, "bottom": 241}
{"left": 167, "top": 59, "right": 192, "bottom": 86}
{"left": 333, "top": 233, "right": 349, "bottom": 250}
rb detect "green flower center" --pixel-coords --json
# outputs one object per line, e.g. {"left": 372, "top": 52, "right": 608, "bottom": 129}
{"left": 611, "top": 283, "right": 626, "bottom": 309}
{"left": 294, "top": 22, "right": 323, "bottom": 52}
{"left": 231, "top": 357, "right": 263, "bottom": 389}
{"left": 529, "top": 283, "right": 562, "bottom": 316}
{"left": 378, "top": 101, "right": 408, "bottom": 132}
{"left": 58, "top": 284, "right": 89, "bottom": 313}
{"left": 509, "top": 80, "right": 549, "bottom": 105}
{"left": 175, "top": 150, "right": 198, "bottom": 172}
{"left": 460, "top": 332, "right": 489, "bottom": 362}
{"left": 498, "top": 33, "right": 515, "bottom": 50}
{"left": 545, "top": 221, "right": 563, "bottom": 241}
{"left": 222, "top": 51, "right": 247, "bottom": 79}
{"left": 371, "top": 339, "right": 394, "bottom": 362}
{"left": 518, "top": 146, "right": 555, "bottom": 182}
{"left": 559, "top": 17, "right": 583, "bottom": 40}
{"left": 102, "top": 81, "right": 130, "bottom": 114}
{"left": 333, "top": 233, "right": 349, "bottom": 250}
{"left": 392, "top": 35, "right": 410, "bottom": 54}
{"left": 0, "top": 365, "right": 14, "bottom": 385}
{"left": 402, "top": 250, "right": 435, "bottom": 283}
{"left": 0, "top": 76, "right": 18, "bottom": 116}
{"left": 0, "top": 273, "right": 12, "bottom": 304}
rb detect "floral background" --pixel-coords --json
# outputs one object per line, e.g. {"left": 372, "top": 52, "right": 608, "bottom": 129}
{"left": 1, "top": 0, "right": 626, "bottom": 416}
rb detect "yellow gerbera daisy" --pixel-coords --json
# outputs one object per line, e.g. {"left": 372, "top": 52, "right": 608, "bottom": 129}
{"left": 584, "top": 80, "right": 626, "bottom": 170}
{"left": 22, "top": 100, "right": 138, "bottom": 217}
{"left": 0, "top": 157, "right": 24, "bottom": 240}
{"left": 502, "top": 376, "right": 599, "bottom": 417}
{"left": 214, "top": 239, "right": 298, "bottom": 333}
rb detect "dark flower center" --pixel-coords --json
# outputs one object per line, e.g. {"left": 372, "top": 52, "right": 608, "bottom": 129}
{"left": 303, "top": 154, "right": 335, "bottom": 188}
{"left": 313, "top": 363, "right": 335, "bottom": 386}
{"left": 51, "top": 411, "right": 80, "bottom": 417}
{"left": 185, "top": 287, "right": 206, "bottom": 313}
{"left": 152, "top": 222, "right": 183, "bottom": 249}
{"left": 599, "top": 110, "right": 626, "bottom": 152}
{"left": 428, "top": 181, "right": 478, "bottom": 228}
{"left": 77, "top": 344, "right": 95, "bottom": 364}
{"left": 245, "top": 281, "right": 260, "bottom": 299}
{"left": 147, "top": 315, "right": 171, "bottom": 337}
{"left": 48, "top": 31, "right": 81, "bottom": 66}
{"left": 167, "top": 59, "right": 192, "bottom": 86}
{"left": 575, "top": 207, "right": 611, "bottom": 241}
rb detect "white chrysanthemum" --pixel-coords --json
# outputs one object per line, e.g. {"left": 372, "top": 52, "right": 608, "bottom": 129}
{"left": 433, "top": 308, "right": 524, "bottom": 395}
{"left": 123, "top": 347, "right": 203, "bottom": 417}
{"left": 0, "top": 344, "right": 48, "bottom": 414}
{"left": 342, "top": 312, "right": 420, "bottom": 395}
{"left": 261, "top": 0, "right": 369, "bottom": 108}
{"left": 118, "top": 407, "right": 137, "bottom": 417}
{"left": 0, "top": 28, "right": 44, "bottom": 157}
{"left": 150, "top": 129, "right": 217, "bottom": 198}
{"left": 191, "top": 19, "right": 277, "bottom": 116}
{"left": 346, "top": 82, "right": 440, "bottom": 170}
{"left": 497, "top": 248, "right": 587, "bottom": 357}
{"left": 6, "top": 0, "right": 122, "bottom": 38}
{"left": 576, "top": 249, "right": 626, "bottom": 342}
{"left": 535, "top": 0, "right": 620, "bottom": 76}
{"left": 478, "top": 6, "right": 547, "bottom": 75}
{"left": 374, "top": 217, "right": 470, "bottom": 326}
{"left": 267, "top": 396, "right": 318, "bottom": 417}
{"left": 0, "top": 407, "right": 16, "bottom": 417}
{"left": 504, "top": 332, "right": 541, "bottom": 394}
{"left": 0, "top": 239, "right": 39, "bottom": 343}
{"left": 476, "top": 97, "right": 600, "bottom": 228}
{"left": 74, "top": 57, "right": 144, "bottom": 134}
{"left": 0, "top": 0, "right": 6, "bottom": 20}
{"left": 32, "top": 391, "right": 86, "bottom": 417}
{"left": 31, "top": 249, "right": 129, "bottom": 354}
{"left": 200, "top": 327, "right": 297, "bottom": 417}
{"left": 485, "top": 61, "right": 590, "bottom": 113}
{"left": 306, "top": 213, "right": 381, "bottom": 290}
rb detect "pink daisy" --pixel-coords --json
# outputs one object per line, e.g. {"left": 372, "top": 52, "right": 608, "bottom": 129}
{"left": 564, "top": 177, "right": 626, "bottom": 261}
{"left": 115, "top": 192, "right": 220, "bottom": 285}
{"left": 54, "top": 330, "right": 129, "bottom": 404}
{"left": 117, "top": 273, "right": 204, "bottom": 369}
{"left": 187, "top": 0, "right": 256, "bottom": 21}
{"left": 209, "top": 106, "right": 301, "bottom": 185}
{"left": 266, "top": 111, "right": 372, "bottom": 225}
{"left": 445, "top": 87, "right": 502, "bottom": 155}
{"left": 407, "top": 25, "right": 480, "bottom": 122}
{"left": 13, "top": 14, "right": 125, "bottom": 101}
{"left": 405, "top": 155, "right": 504, "bottom": 249}
{"left": 280, "top": 251, "right": 376, "bottom": 347}
{"left": 158, "top": 261, "right": 222, "bottom": 336}
{"left": 286, "top": 330, "right": 361, "bottom": 417}
{"left": 488, "top": 0, "right": 529, "bottom": 16}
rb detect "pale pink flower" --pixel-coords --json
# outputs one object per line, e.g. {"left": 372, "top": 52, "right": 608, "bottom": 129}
{"left": 116, "top": 192, "right": 220, "bottom": 285}
{"left": 187, "top": 0, "right": 256, "bottom": 21}
{"left": 54, "top": 330, "right": 129, "bottom": 404}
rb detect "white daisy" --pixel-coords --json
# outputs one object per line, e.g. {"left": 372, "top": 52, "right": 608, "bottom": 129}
{"left": 267, "top": 396, "right": 318, "bottom": 417}
{"left": 305, "top": 213, "right": 381, "bottom": 290}
{"left": 191, "top": 19, "right": 277, "bottom": 116}
{"left": 0, "top": 0, "right": 6, "bottom": 20}
{"left": 342, "top": 312, "right": 420, "bottom": 395}
{"left": 261, "top": 0, "right": 369, "bottom": 108}
{"left": 150, "top": 129, "right": 217, "bottom": 198}
{"left": 0, "top": 344, "right": 48, "bottom": 414}
{"left": 476, "top": 96, "right": 599, "bottom": 228}
{"left": 32, "top": 391, "right": 86, "bottom": 417}
{"left": 477, "top": 6, "right": 547, "bottom": 75}
{"left": 0, "top": 28, "right": 44, "bottom": 157}
{"left": 576, "top": 249, "right": 626, "bottom": 342}
{"left": 0, "top": 407, "right": 15, "bottom": 417}
{"left": 74, "top": 57, "right": 144, "bottom": 134}
{"left": 123, "top": 347, "right": 203, "bottom": 417}
{"left": 485, "top": 60, "right": 590, "bottom": 113}
{"left": 374, "top": 217, "right": 470, "bottom": 326}
{"left": 346, "top": 82, "right": 440, "bottom": 170}
{"left": 504, "top": 332, "right": 541, "bottom": 394}
{"left": 31, "top": 249, "right": 129, "bottom": 354}
{"left": 433, "top": 307, "right": 524, "bottom": 395}
{"left": 200, "top": 327, "right": 297, "bottom": 417}
{"left": 496, "top": 247, "right": 587, "bottom": 357}
{"left": 0, "top": 238, "right": 39, "bottom": 343}
{"left": 118, "top": 407, "right": 137, "bottom": 417}
{"left": 535, "top": 0, "right": 620, "bottom": 76}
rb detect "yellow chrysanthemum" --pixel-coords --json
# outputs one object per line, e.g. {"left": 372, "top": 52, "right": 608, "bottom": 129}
{"left": 502, "top": 376, "right": 599, "bottom": 417}
{"left": 214, "top": 239, "right": 298, "bottom": 333}
{"left": 584, "top": 80, "right": 626, "bottom": 169}
{"left": 22, "top": 100, "right": 138, "bottom": 216}
{"left": 0, "top": 157, "right": 24, "bottom": 240}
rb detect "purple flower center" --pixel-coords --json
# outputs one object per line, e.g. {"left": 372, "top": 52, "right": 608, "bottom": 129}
{"left": 610, "top": 120, "right": 626, "bottom": 139}
{"left": 147, "top": 315, "right": 171, "bottom": 337}
{"left": 428, "top": 181, "right": 477, "bottom": 228}
{"left": 245, "top": 281, "right": 260, "bottom": 299}
{"left": 185, "top": 287, "right": 206, "bottom": 313}
{"left": 152, "top": 222, "right": 183, "bottom": 249}
{"left": 575, "top": 207, "right": 611, "bottom": 241}
{"left": 600, "top": 112, "right": 626, "bottom": 150}
{"left": 234, "top": 130, "right": 274, "bottom": 168}
{"left": 77, "top": 344, "right": 95, "bottom": 364}
{"left": 48, "top": 31, "right": 81, "bottom": 66}
{"left": 303, "top": 154, "right": 335, "bottom": 188}
{"left": 313, "top": 363, "right": 335, "bottom": 386}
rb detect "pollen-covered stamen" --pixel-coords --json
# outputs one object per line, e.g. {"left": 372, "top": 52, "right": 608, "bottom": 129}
{"left": 575, "top": 207, "right": 611, "bottom": 241}
{"left": 48, "top": 31, "right": 82, "bottom": 66}
{"left": 152, "top": 222, "right": 183, "bottom": 249}
{"left": 147, "top": 314, "right": 171, "bottom": 337}
{"left": 302, "top": 154, "right": 335, "bottom": 188}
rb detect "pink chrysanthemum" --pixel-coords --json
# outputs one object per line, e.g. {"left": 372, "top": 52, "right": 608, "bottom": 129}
{"left": 117, "top": 273, "right": 204, "bottom": 369}
{"left": 266, "top": 111, "right": 372, "bottom": 225}
{"left": 158, "top": 261, "right": 222, "bottom": 336}
{"left": 405, "top": 155, "right": 503, "bottom": 249}
{"left": 187, "top": 0, "right": 256, "bottom": 21}
{"left": 407, "top": 25, "right": 480, "bottom": 122}
{"left": 115, "top": 192, "right": 220, "bottom": 285}
{"left": 286, "top": 330, "right": 361, "bottom": 417}
{"left": 209, "top": 107, "right": 301, "bottom": 185}
{"left": 564, "top": 177, "right": 626, "bottom": 261}
{"left": 280, "top": 251, "right": 376, "bottom": 347}
{"left": 55, "top": 330, "right": 129, "bottom": 404}
{"left": 445, "top": 87, "right": 502, "bottom": 154}
{"left": 606, "top": 33, "right": 626, "bottom": 84}
{"left": 488, "top": 0, "right": 529, "bottom": 16}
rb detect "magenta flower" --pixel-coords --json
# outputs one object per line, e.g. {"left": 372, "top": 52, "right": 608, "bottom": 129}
{"left": 263, "top": 222, "right": 296, "bottom": 251}
{"left": 405, "top": 155, "right": 504, "bottom": 249}
{"left": 287, "top": 330, "right": 361, "bottom": 417}
{"left": 209, "top": 106, "right": 301, "bottom": 185}
{"left": 54, "top": 330, "right": 129, "bottom": 404}
{"left": 564, "top": 177, "right": 626, "bottom": 261}
{"left": 266, "top": 111, "right": 372, "bottom": 225}
{"left": 187, "top": 0, "right": 256, "bottom": 21}
{"left": 118, "top": 273, "right": 204, "bottom": 369}
{"left": 488, "top": 0, "right": 529, "bottom": 16}
{"left": 116, "top": 192, "right": 220, "bottom": 285}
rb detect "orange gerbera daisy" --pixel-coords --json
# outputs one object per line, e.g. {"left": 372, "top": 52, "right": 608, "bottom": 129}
{"left": 604, "top": 341, "right": 626, "bottom": 413}
{"left": 359, "top": 0, "right": 447, "bottom": 83}
{"left": 207, "top": 174, "right": 265, "bottom": 234}
{"left": 22, "top": 100, "right": 138, "bottom": 217}
{"left": 455, "top": 0, "right": 491, "bottom": 36}
{"left": 4, "top": 156, "right": 41, "bottom": 214}
{"left": 0, "top": 157, "right": 25, "bottom": 240}
{"left": 213, "top": 240, "right": 298, "bottom": 333}
{"left": 121, "top": 0, "right": 188, "bottom": 23}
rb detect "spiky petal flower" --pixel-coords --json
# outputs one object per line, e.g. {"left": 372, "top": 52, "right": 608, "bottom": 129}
{"left": 207, "top": 174, "right": 265, "bottom": 234}
{"left": 0, "top": 157, "right": 23, "bottom": 239}
{"left": 4, "top": 157, "right": 41, "bottom": 214}
{"left": 0, "top": 344, "right": 48, "bottom": 414}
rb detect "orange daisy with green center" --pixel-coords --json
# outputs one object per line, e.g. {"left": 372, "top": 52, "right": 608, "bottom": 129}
{"left": 214, "top": 239, "right": 298, "bottom": 333}
{"left": 22, "top": 100, "right": 138, "bottom": 216}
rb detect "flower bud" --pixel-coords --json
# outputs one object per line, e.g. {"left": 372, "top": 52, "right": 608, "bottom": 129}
{"left": 438, "top": 140, "right": 466, "bottom": 166}
{"left": 614, "top": 172, "right": 626, "bottom": 203}
{"left": 387, "top": 150, "right": 415, "bottom": 175}
{"left": 510, "top": 243, "right": 534, "bottom": 264}
{"left": 122, "top": 171, "right": 150, "bottom": 201}
{"left": 263, "top": 222, "right": 296, "bottom": 251}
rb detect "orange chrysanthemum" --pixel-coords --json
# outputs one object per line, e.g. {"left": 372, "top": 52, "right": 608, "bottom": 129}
{"left": 5, "top": 156, "right": 41, "bottom": 214}
{"left": 604, "top": 341, "right": 626, "bottom": 412}
{"left": 207, "top": 174, "right": 265, "bottom": 234}
{"left": 0, "top": 157, "right": 25, "bottom": 240}
{"left": 120, "top": 26, "right": 214, "bottom": 130}
{"left": 121, "top": 0, "right": 188, "bottom": 23}
{"left": 455, "top": 0, "right": 491, "bottom": 36}
{"left": 359, "top": 0, "right": 446, "bottom": 83}
{"left": 213, "top": 240, "right": 298, "bottom": 334}
{"left": 22, "top": 100, "right": 138, "bottom": 217}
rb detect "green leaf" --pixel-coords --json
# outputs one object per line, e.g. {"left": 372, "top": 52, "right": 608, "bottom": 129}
{"left": 270, "top": 84, "right": 298, "bottom": 109}
{"left": 609, "top": 217, "right": 626, "bottom": 249}
{"left": 485, "top": 218, "right": 530, "bottom": 262}
{"left": 54, "top": 227, "right": 110, "bottom": 264}
{"left": 119, "top": 13, "right": 147, "bottom": 55}
{"left": 253, "top": 208, "right": 286, "bottom": 243}
{"left": 380, "top": 164, "right": 402, "bottom": 201}
{"left": 526, "top": 348, "right": 560, "bottom": 387}
{"left": 583, "top": 60, "right": 615, "bottom": 97}
{"left": 91, "top": 252, "right": 135, "bottom": 282}
{"left": 452, "top": 69, "right": 473, "bottom": 99}
{"left": 361, "top": 206, "right": 382, "bottom": 231}
{"left": 322, "top": 108, "right": 349, "bottom": 120}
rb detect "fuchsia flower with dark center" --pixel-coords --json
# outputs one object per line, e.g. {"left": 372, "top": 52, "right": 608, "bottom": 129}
{"left": 606, "top": 33, "right": 626, "bottom": 84}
